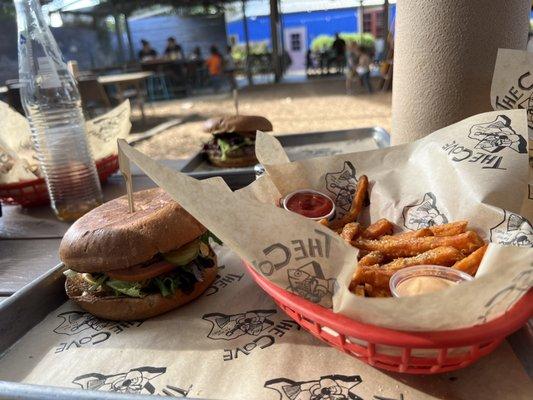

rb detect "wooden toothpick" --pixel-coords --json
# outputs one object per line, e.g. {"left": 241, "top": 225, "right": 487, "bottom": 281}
{"left": 233, "top": 89, "right": 239, "bottom": 115}
{"left": 117, "top": 139, "right": 135, "bottom": 213}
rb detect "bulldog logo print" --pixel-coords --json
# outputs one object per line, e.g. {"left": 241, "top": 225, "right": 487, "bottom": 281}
{"left": 325, "top": 161, "right": 357, "bottom": 216}
{"left": 468, "top": 115, "right": 527, "bottom": 154}
{"left": 202, "top": 309, "right": 276, "bottom": 340}
{"left": 73, "top": 366, "right": 168, "bottom": 395}
{"left": 265, "top": 375, "right": 363, "bottom": 400}
{"left": 54, "top": 311, "right": 107, "bottom": 336}
{"left": 402, "top": 192, "right": 448, "bottom": 230}
{"left": 287, "top": 261, "right": 335, "bottom": 307}
{"left": 490, "top": 211, "right": 533, "bottom": 247}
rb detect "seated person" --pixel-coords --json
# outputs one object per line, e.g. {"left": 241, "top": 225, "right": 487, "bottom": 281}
{"left": 138, "top": 39, "right": 157, "bottom": 61}
{"left": 164, "top": 37, "right": 184, "bottom": 60}
{"left": 190, "top": 46, "right": 203, "bottom": 61}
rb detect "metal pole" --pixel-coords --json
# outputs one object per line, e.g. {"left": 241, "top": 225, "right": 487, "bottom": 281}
{"left": 269, "top": 0, "right": 282, "bottom": 82}
{"left": 113, "top": 14, "right": 125, "bottom": 64}
{"left": 124, "top": 14, "right": 136, "bottom": 62}
{"left": 383, "top": 0, "right": 389, "bottom": 56}
{"left": 241, "top": 0, "right": 253, "bottom": 85}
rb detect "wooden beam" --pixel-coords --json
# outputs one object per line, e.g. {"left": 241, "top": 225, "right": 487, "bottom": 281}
{"left": 124, "top": 13, "right": 136, "bottom": 62}
{"left": 269, "top": 0, "right": 282, "bottom": 82}
{"left": 241, "top": 0, "right": 253, "bottom": 85}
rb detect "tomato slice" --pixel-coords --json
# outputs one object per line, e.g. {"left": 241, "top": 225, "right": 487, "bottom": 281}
{"left": 106, "top": 260, "right": 179, "bottom": 282}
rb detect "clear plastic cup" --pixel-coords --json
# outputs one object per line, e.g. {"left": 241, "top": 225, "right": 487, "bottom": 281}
{"left": 390, "top": 265, "right": 473, "bottom": 298}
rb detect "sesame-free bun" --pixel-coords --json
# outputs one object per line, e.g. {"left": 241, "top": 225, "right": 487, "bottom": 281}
{"left": 65, "top": 262, "right": 218, "bottom": 321}
{"left": 207, "top": 152, "right": 258, "bottom": 168}
{"left": 59, "top": 188, "right": 206, "bottom": 273}
{"left": 204, "top": 115, "right": 273, "bottom": 135}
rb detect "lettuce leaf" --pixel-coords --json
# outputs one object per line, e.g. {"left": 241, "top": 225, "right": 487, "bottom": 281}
{"left": 217, "top": 137, "right": 254, "bottom": 161}
{"left": 106, "top": 279, "right": 144, "bottom": 298}
{"left": 201, "top": 231, "right": 222, "bottom": 246}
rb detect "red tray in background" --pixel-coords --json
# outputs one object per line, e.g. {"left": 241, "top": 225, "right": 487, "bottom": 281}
{"left": 243, "top": 261, "right": 533, "bottom": 374}
{"left": 0, "top": 154, "right": 119, "bottom": 207}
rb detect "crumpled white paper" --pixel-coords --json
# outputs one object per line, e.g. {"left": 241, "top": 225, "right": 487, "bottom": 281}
{"left": 0, "top": 100, "right": 131, "bottom": 184}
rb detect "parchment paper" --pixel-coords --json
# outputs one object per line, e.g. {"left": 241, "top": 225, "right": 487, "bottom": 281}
{"left": 113, "top": 108, "right": 532, "bottom": 332}
{"left": 0, "top": 100, "right": 131, "bottom": 184}
{"left": 0, "top": 246, "right": 531, "bottom": 399}
{"left": 490, "top": 48, "right": 533, "bottom": 218}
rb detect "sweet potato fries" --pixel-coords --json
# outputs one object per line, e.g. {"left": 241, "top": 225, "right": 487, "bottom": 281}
{"left": 320, "top": 175, "right": 487, "bottom": 297}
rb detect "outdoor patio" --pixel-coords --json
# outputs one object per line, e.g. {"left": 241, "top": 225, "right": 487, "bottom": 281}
{"left": 133, "top": 77, "right": 392, "bottom": 159}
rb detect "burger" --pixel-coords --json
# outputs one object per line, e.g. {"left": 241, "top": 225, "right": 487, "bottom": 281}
{"left": 203, "top": 115, "right": 273, "bottom": 168}
{"left": 59, "top": 188, "right": 220, "bottom": 321}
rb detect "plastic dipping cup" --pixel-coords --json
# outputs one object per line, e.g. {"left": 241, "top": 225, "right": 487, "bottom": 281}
{"left": 282, "top": 189, "right": 336, "bottom": 221}
{"left": 390, "top": 265, "right": 474, "bottom": 298}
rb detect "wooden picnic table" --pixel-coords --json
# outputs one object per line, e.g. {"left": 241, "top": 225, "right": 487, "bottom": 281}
{"left": 97, "top": 72, "right": 153, "bottom": 121}
{"left": 0, "top": 160, "right": 531, "bottom": 378}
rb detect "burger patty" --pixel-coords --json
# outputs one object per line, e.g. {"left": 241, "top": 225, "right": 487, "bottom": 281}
{"left": 65, "top": 251, "right": 216, "bottom": 300}
{"left": 203, "top": 132, "right": 256, "bottom": 159}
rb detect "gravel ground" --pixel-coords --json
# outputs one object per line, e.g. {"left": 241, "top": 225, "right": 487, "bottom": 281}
{"left": 133, "top": 77, "right": 392, "bottom": 159}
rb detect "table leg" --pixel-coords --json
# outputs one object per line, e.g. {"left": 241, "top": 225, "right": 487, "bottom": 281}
{"left": 136, "top": 81, "right": 146, "bottom": 123}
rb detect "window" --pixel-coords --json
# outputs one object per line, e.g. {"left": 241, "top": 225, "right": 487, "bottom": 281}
{"left": 363, "top": 8, "right": 386, "bottom": 38}
{"left": 290, "top": 33, "right": 301, "bottom": 51}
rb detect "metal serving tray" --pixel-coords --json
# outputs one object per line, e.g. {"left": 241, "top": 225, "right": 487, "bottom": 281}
{"left": 0, "top": 265, "right": 200, "bottom": 400}
{"left": 181, "top": 127, "right": 390, "bottom": 189}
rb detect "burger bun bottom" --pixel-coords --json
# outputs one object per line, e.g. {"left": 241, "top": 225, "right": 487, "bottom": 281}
{"left": 65, "top": 266, "right": 218, "bottom": 321}
{"left": 207, "top": 153, "right": 258, "bottom": 168}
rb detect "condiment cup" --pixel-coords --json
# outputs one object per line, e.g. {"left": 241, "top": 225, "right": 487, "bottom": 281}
{"left": 390, "top": 265, "right": 474, "bottom": 298}
{"left": 282, "top": 189, "right": 336, "bottom": 221}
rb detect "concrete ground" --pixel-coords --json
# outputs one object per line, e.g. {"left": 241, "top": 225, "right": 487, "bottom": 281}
{"left": 132, "top": 76, "right": 392, "bottom": 160}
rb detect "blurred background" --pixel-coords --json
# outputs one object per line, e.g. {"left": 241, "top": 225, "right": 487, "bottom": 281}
{"left": 0, "top": 0, "right": 399, "bottom": 159}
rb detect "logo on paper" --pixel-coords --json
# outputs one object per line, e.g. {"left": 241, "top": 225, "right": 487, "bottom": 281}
{"left": 53, "top": 310, "right": 143, "bottom": 353}
{"left": 490, "top": 210, "right": 533, "bottom": 247}
{"left": 287, "top": 261, "right": 335, "bottom": 307}
{"left": 468, "top": 115, "right": 527, "bottom": 154}
{"left": 201, "top": 309, "right": 299, "bottom": 361}
{"left": 442, "top": 115, "right": 527, "bottom": 170}
{"left": 325, "top": 161, "right": 358, "bottom": 216}
{"left": 204, "top": 265, "right": 245, "bottom": 296}
{"left": 72, "top": 366, "right": 192, "bottom": 397}
{"left": 202, "top": 309, "right": 276, "bottom": 340}
{"left": 478, "top": 269, "right": 533, "bottom": 324}
{"left": 265, "top": 375, "right": 363, "bottom": 400}
{"left": 402, "top": 192, "right": 448, "bottom": 230}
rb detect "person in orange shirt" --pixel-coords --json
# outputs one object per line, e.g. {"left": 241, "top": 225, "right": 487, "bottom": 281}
{"left": 206, "top": 45, "right": 223, "bottom": 92}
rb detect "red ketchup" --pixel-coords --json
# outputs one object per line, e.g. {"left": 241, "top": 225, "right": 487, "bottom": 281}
{"left": 285, "top": 191, "right": 333, "bottom": 219}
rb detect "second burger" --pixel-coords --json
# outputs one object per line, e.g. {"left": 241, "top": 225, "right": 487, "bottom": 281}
{"left": 203, "top": 115, "right": 273, "bottom": 168}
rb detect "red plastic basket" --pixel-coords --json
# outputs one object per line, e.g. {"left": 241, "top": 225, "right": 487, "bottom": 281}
{"left": 244, "top": 261, "right": 533, "bottom": 374}
{"left": 0, "top": 154, "right": 119, "bottom": 207}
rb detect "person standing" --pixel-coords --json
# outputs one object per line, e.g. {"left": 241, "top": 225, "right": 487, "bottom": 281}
{"left": 345, "top": 41, "right": 360, "bottom": 95}
{"left": 331, "top": 33, "right": 346, "bottom": 73}
{"left": 356, "top": 47, "right": 373, "bottom": 93}
{"left": 138, "top": 39, "right": 157, "bottom": 61}
{"left": 206, "top": 45, "right": 223, "bottom": 92}
{"left": 164, "top": 37, "right": 184, "bottom": 60}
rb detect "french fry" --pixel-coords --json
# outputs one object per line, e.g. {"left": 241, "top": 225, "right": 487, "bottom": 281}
{"left": 354, "top": 231, "right": 484, "bottom": 258}
{"left": 429, "top": 221, "right": 468, "bottom": 236}
{"left": 318, "top": 218, "right": 329, "bottom": 227}
{"left": 361, "top": 218, "right": 394, "bottom": 239}
{"left": 383, "top": 228, "right": 434, "bottom": 240}
{"left": 366, "top": 286, "right": 391, "bottom": 297}
{"left": 359, "top": 251, "right": 385, "bottom": 266}
{"left": 340, "top": 222, "right": 362, "bottom": 242}
{"left": 380, "top": 246, "right": 464, "bottom": 272}
{"left": 329, "top": 175, "right": 369, "bottom": 229}
{"left": 351, "top": 265, "right": 393, "bottom": 289}
{"left": 452, "top": 244, "right": 488, "bottom": 276}
{"left": 353, "top": 285, "right": 365, "bottom": 296}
